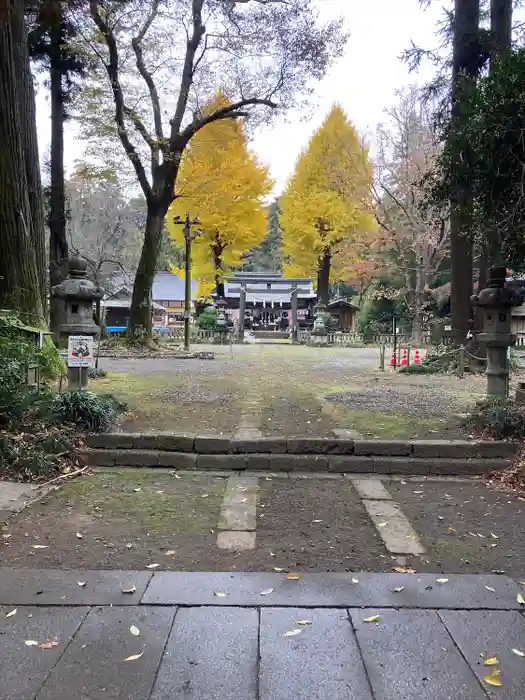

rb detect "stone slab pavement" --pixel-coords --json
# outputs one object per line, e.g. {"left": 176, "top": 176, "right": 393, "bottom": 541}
{"left": 1, "top": 570, "right": 525, "bottom": 699}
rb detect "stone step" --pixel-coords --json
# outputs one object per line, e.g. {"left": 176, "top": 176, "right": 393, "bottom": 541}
{"left": 86, "top": 433, "right": 519, "bottom": 459}
{"left": 79, "top": 448, "right": 509, "bottom": 475}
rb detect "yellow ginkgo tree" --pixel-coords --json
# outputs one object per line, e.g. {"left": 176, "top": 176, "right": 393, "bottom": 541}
{"left": 166, "top": 91, "right": 273, "bottom": 297}
{"left": 280, "top": 104, "right": 376, "bottom": 304}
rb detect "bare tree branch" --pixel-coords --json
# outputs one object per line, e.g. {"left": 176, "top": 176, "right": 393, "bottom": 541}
{"left": 89, "top": 1, "right": 152, "bottom": 200}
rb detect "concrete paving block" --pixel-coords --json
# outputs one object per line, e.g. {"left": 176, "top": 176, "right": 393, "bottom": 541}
{"left": 362, "top": 499, "right": 425, "bottom": 555}
{"left": 218, "top": 504, "right": 256, "bottom": 531}
{"left": 157, "top": 452, "right": 197, "bottom": 469}
{"left": 194, "top": 435, "right": 232, "bottom": 454}
{"left": 0, "top": 605, "right": 89, "bottom": 700}
{"left": 141, "top": 572, "right": 524, "bottom": 609}
{"left": 429, "top": 458, "right": 506, "bottom": 475}
{"left": 286, "top": 438, "right": 338, "bottom": 454}
{"left": 354, "top": 440, "right": 412, "bottom": 456}
{"left": 114, "top": 449, "right": 161, "bottom": 467}
{"left": 37, "top": 606, "right": 175, "bottom": 700}
{"left": 0, "top": 482, "right": 40, "bottom": 513}
{"left": 350, "top": 608, "right": 484, "bottom": 700}
{"left": 325, "top": 439, "right": 355, "bottom": 454}
{"left": 231, "top": 437, "right": 287, "bottom": 453}
{"left": 372, "top": 457, "right": 432, "bottom": 475}
{"left": 86, "top": 433, "right": 136, "bottom": 449}
{"left": 260, "top": 607, "right": 373, "bottom": 700}
{"left": 143, "top": 434, "right": 195, "bottom": 452}
{"left": 244, "top": 454, "right": 271, "bottom": 470}
{"left": 328, "top": 456, "right": 374, "bottom": 473}
{"left": 439, "top": 609, "right": 525, "bottom": 700}
{"left": 197, "top": 454, "right": 247, "bottom": 470}
{"left": 150, "top": 607, "right": 258, "bottom": 700}
{"left": 0, "top": 568, "right": 151, "bottom": 606}
{"left": 216, "top": 531, "right": 256, "bottom": 550}
{"left": 269, "top": 454, "right": 329, "bottom": 472}
{"left": 351, "top": 478, "right": 392, "bottom": 500}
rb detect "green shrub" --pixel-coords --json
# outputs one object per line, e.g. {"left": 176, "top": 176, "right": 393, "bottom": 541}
{"left": 465, "top": 397, "right": 525, "bottom": 439}
{"left": 88, "top": 367, "right": 107, "bottom": 379}
{"left": 398, "top": 362, "right": 437, "bottom": 374}
{"left": 198, "top": 306, "right": 217, "bottom": 330}
{"left": 52, "top": 391, "right": 127, "bottom": 432}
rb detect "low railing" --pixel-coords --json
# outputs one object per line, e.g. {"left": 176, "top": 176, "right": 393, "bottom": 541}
{"left": 298, "top": 330, "right": 432, "bottom": 346}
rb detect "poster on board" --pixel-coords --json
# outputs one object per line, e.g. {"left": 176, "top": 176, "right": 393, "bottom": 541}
{"left": 67, "top": 336, "right": 94, "bottom": 368}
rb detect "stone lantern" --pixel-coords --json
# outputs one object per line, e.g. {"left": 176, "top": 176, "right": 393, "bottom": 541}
{"left": 51, "top": 256, "right": 102, "bottom": 390}
{"left": 310, "top": 300, "right": 329, "bottom": 345}
{"left": 214, "top": 296, "right": 228, "bottom": 344}
{"left": 470, "top": 266, "right": 521, "bottom": 397}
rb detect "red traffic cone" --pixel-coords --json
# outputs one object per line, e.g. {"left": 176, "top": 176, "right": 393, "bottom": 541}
{"left": 389, "top": 348, "right": 396, "bottom": 367}
{"left": 413, "top": 348, "right": 421, "bottom": 365}
{"left": 400, "top": 348, "right": 408, "bottom": 366}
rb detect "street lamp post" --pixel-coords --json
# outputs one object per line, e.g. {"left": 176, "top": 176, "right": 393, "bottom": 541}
{"left": 173, "top": 212, "right": 201, "bottom": 352}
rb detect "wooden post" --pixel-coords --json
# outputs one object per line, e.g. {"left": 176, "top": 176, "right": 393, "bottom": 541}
{"left": 291, "top": 285, "right": 298, "bottom": 343}
{"left": 379, "top": 343, "right": 385, "bottom": 371}
{"left": 458, "top": 345, "right": 465, "bottom": 378}
{"left": 238, "top": 282, "right": 246, "bottom": 342}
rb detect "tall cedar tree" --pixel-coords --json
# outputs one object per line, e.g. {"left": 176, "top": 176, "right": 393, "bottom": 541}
{"left": 166, "top": 92, "right": 272, "bottom": 299}
{"left": 86, "top": 0, "right": 346, "bottom": 340}
{"left": 26, "top": 0, "right": 86, "bottom": 335}
{"left": 0, "top": 0, "right": 46, "bottom": 322}
{"left": 280, "top": 105, "right": 376, "bottom": 305}
{"left": 449, "top": 0, "right": 480, "bottom": 344}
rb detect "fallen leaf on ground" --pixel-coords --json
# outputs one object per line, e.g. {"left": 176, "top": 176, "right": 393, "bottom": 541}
{"left": 363, "top": 615, "right": 380, "bottom": 623}
{"left": 512, "top": 648, "right": 525, "bottom": 657}
{"left": 172, "top": 473, "right": 181, "bottom": 479}
{"left": 491, "top": 533, "right": 499, "bottom": 539}
{"left": 165, "top": 550, "right": 176, "bottom": 556}
{"left": 155, "top": 490, "right": 164, "bottom": 494}
{"left": 123, "top": 652, "right": 143, "bottom": 662}
{"left": 121, "top": 585, "right": 136, "bottom": 594}
{"left": 31, "top": 545, "right": 47, "bottom": 549}
{"left": 269, "top": 552, "right": 276, "bottom": 557}
{"left": 130, "top": 625, "right": 140, "bottom": 636}
{"left": 352, "top": 577, "right": 359, "bottom": 584}
{"left": 436, "top": 578, "right": 449, "bottom": 584}
{"left": 273, "top": 567, "right": 284, "bottom": 572}
{"left": 517, "top": 593, "right": 525, "bottom": 605}
{"left": 77, "top": 581, "right": 86, "bottom": 588}
{"left": 392, "top": 586, "right": 405, "bottom": 593}
{"left": 260, "top": 588, "right": 274, "bottom": 596}
{"left": 392, "top": 567, "right": 415, "bottom": 574}
{"left": 201, "top": 494, "right": 209, "bottom": 498}
{"left": 312, "top": 519, "right": 323, "bottom": 523}
{"left": 295, "top": 620, "right": 312, "bottom": 626}
{"left": 2, "top": 533, "right": 11, "bottom": 539}
{"left": 39, "top": 637, "right": 59, "bottom": 649}
{"left": 413, "top": 491, "right": 423, "bottom": 494}
{"left": 484, "top": 657, "right": 499, "bottom": 666}
{"left": 214, "top": 591, "right": 227, "bottom": 597}
{"left": 146, "top": 564, "right": 159, "bottom": 570}
{"left": 519, "top": 581, "right": 525, "bottom": 585}
{"left": 24, "top": 640, "right": 39, "bottom": 646}
{"left": 284, "top": 629, "right": 302, "bottom": 637}
{"left": 286, "top": 573, "right": 300, "bottom": 580}
{"left": 76, "top": 532, "right": 83, "bottom": 539}
{"left": 126, "top": 543, "right": 133, "bottom": 550}
{"left": 133, "top": 488, "right": 141, "bottom": 492}
{"left": 5, "top": 609, "right": 16, "bottom": 618}
{"left": 448, "top": 527, "right": 457, "bottom": 533}
{"left": 485, "top": 586, "right": 495, "bottom": 593}
{"left": 377, "top": 522, "right": 388, "bottom": 529}
{"left": 483, "top": 669, "right": 502, "bottom": 687}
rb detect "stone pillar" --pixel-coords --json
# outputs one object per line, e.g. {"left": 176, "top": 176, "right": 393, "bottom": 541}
{"left": 214, "top": 296, "right": 228, "bottom": 344}
{"left": 51, "top": 257, "right": 102, "bottom": 390}
{"left": 238, "top": 283, "right": 246, "bottom": 342}
{"left": 290, "top": 285, "right": 298, "bottom": 344}
{"left": 470, "top": 266, "right": 521, "bottom": 398}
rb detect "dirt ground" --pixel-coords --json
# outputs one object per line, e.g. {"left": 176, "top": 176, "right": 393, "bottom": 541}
{"left": 389, "top": 479, "right": 525, "bottom": 577}
{"left": 92, "top": 344, "right": 510, "bottom": 439}
{"left": 3, "top": 471, "right": 525, "bottom": 575}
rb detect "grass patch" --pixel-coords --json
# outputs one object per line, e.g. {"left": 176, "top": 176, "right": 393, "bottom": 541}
{"left": 340, "top": 409, "right": 451, "bottom": 439}
{"left": 50, "top": 471, "right": 226, "bottom": 536}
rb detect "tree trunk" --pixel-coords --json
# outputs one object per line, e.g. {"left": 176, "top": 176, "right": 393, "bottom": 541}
{"left": 127, "top": 205, "right": 165, "bottom": 339}
{"left": 449, "top": 0, "right": 479, "bottom": 344}
{"left": 48, "top": 19, "right": 68, "bottom": 336}
{"left": 213, "top": 238, "right": 225, "bottom": 298}
{"left": 0, "top": 0, "right": 44, "bottom": 323}
{"left": 317, "top": 247, "right": 331, "bottom": 306}
{"left": 490, "top": 0, "right": 512, "bottom": 63}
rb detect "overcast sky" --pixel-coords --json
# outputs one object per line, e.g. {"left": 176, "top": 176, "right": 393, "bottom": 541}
{"left": 35, "top": 0, "right": 447, "bottom": 195}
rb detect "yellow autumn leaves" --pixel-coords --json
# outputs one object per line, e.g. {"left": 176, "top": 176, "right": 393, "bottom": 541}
{"left": 166, "top": 91, "right": 272, "bottom": 297}
{"left": 280, "top": 105, "right": 377, "bottom": 299}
